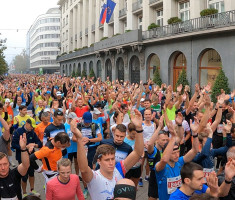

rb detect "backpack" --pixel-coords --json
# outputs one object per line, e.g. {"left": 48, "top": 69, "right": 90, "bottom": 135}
{"left": 77, "top": 123, "right": 97, "bottom": 139}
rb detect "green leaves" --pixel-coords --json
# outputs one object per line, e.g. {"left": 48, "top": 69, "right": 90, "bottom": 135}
{"left": 211, "top": 69, "right": 230, "bottom": 103}
{"left": 153, "top": 67, "right": 162, "bottom": 86}
{"left": 175, "top": 68, "right": 189, "bottom": 92}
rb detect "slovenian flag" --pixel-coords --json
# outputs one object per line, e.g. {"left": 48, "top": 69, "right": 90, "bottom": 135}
{"left": 99, "top": 3, "right": 107, "bottom": 24}
{"left": 106, "top": 0, "right": 116, "bottom": 23}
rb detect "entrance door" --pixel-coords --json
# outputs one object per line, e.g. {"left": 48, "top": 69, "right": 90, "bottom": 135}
{"left": 130, "top": 56, "right": 140, "bottom": 83}
{"left": 173, "top": 52, "right": 187, "bottom": 89}
{"left": 173, "top": 67, "right": 186, "bottom": 88}
{"left": 105, "top": 59, "right": 112, "bottom": 81}
{"left": 117, "top": 58, "right": 124, "bottom": 81}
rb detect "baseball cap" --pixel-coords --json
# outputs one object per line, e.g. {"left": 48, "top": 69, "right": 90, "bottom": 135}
{"left": 67, "top": 112, "right": 77, "bottom": 119}
{"left": 54, "top": 109, "right": 64, "bottom": 117}
{"left": 56, "top": 91, "right": 62, "bottom": 96}
{"left": 83, "top": 112, "right": 92, "bottom": 123}
{"left": 93, "top": 108, "right": 101, "bottom": 115}
{"left": 46, "top": 91, "right": 51, "bottom": 94}
{"left": 5, "top": 98, "right": 10, "bottom": 103}
{"left": 140, "top": 98, "right": 145, "bottom": 102}
{"left": 26, "top": 118, "right": 36, "bottom": 128}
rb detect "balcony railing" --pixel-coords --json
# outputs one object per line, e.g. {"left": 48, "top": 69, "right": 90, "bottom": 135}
{"left": 149, "top": 0, "right": 160, "bottom": 4}
{"left": 85, "top": 28, "right": 88, "bottom": 35}
{"left": 119, "top": 8, "right": 127, "bottom": 18}
{"left": 109, "top": 14, "right": 114, "bottom": 23}
{"left": 99, "top": 22, "right": 103, "bottom": 28}
{"left": 132, "top": 0, "right": 143, "bottom": 12}
{"left": 92, "top": 24, "right": 95, "bottom": 32}
{"left": 142, "top": 10, "right": 235, "bottom": 40}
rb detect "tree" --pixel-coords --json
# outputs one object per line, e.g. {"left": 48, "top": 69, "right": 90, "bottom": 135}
{"left": 72, "top": 70, "right": 76, "bottom": 77}
{"left": 12, "top": 49, "right": 29, "bottom": 73}
{"left": 89, "top": 68, "right": 96, "bottom": 81}
{"left": 153, "top": 67, "right": 162, "bottom": 86}
{"left": 0, "top": 46, "right": 8, "bottom": 75}
{"left": 76, "top": 70, "right": 81, "bottom": 77}
{"left": 175, "top": 68, "right": 189, "bottom": 92}
{"left": 81, "top": 69, "right": 87, "bottom": 78}
{"left": 211, "top": 69, "right": 230, "bottom": 103}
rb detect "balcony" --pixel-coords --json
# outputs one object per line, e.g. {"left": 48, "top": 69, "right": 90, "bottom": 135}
{"left": 108, "top": 14, "right": 114, "bottom": 23}
{"left": 119, "top": 8, "right": 127, "bottom": 18}
{"left": 132, "top": 0, "right": 143, "bottom": 12}
{"left": 99, "top": 22, "right": 104, "bottom": 28}
{"left": 92, "top": 24, "right": 95, "bottom": 32}
{"left": 142, "top": 10, "right": 235, "bottom": 40}
{"left": 149, "top": 0, "right": 161, "bottom": 5}
{"left": 85, "top": 28, "right": 88, "bottom": 35}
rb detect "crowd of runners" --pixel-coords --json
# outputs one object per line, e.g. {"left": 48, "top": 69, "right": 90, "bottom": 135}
{"left": 0, "top": 74, "right": 234, "bottom": 200}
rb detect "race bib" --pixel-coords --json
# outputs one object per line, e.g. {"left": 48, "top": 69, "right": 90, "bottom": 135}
{"left": 167, "top": 175, "right": 182, "bottom": 194}
{"left": 115, "top": 150, "right": 128, "bottom": 163}
{"left": 203, "top": 168, "right": 214, "bottom": 182}
{"left": 77, "top": 117, "right": 82, "bottom": 123}
{"left": 217, "top": 124, "right": 223, "bottom": 133}
{"left": 81, "top": 129, "right": 92, "bottom": 137}
{"left": 67, "top": 130, "right": 73, "bottom": 140}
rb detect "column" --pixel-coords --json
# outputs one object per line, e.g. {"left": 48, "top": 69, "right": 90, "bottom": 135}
{"left": 163, "top": 0, "right": 178, "bottom": 26}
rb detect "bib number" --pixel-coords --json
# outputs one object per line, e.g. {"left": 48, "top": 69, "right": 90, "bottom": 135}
{"left": 167, "top": 175, "right": 182, "bottom": 194}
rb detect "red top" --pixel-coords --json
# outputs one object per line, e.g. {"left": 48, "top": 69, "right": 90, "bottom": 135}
{"left": 46, "top": 174, "right": 84, "bottom": 200}
{"left": 74, "top": 106, "right": 89, "bottom": 119}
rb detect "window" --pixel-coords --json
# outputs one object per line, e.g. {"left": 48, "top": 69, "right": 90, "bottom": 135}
{"left": 138, "top": 16, "right": 142, "bottom": 30}
{"left": 156, "top": 10, "right": 163, "bottom": 26}
{"left": 179, "top": 1, "right": 190, "bottom": 21}
{"left": 124, "top": 21, "right": 127, "bottom": 31}
{"left": 208, "top": 0, "right": 224, "bottom": 13}
{"left": 66, "top": 15, "right": 68, "bottom": 25}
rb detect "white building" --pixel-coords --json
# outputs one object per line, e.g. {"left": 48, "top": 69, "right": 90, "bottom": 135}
{"left": 28, "top": 8, "right": 61, "bottom": 74}
{"left": 57, "top": 0, "right": 235, "bottom": 88}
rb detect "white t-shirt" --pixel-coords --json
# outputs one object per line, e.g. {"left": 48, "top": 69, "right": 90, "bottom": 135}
{"left": 142, "top": 122, "right": 155, "bottom": 151}
{"left": 88, "top": 161, "right": 126, "bottom": 200}
{"left": 110, "top": 113, "right": 130, "bottom": 126}
{"left": 164, "top": 120, "right": 190, "bottom": 133}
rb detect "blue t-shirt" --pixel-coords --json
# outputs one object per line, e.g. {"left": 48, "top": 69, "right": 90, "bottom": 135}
{"left": 101, "top": 139, "right": 132, "bottom": 163}
{"left": 156, "top": 156, "right": 185, "bottom": 200}
{"left": 64, "top": 123, "right": 77, "bottom": 154}
{"left": 92, "top": 117, "right": 106, "bottom": 139}
{"left": 169, "top": 185, "right": 208, "bottom": 200}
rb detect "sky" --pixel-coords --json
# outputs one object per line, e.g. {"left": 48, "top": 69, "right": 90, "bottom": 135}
{"left": 0, "top": 0, "right": 59, "bottom": 64}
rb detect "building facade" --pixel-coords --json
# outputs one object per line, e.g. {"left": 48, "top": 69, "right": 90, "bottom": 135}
{"left": 28, "top": 8, "right": 61, "bottom": 74}
{"left": 57, "top": 0, "right": 235, "bottom": 89}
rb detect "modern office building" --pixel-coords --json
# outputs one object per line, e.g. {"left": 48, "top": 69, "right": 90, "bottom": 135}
{"left": 57, "top": 0, "right": 235, "bottom": 89}
{"left": 28, "top": 8, "right": 61, "bottom": 74}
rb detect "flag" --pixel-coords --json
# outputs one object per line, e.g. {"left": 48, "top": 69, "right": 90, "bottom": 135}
{"left": 99, "top": 3, "right": 107, "bottom": 24}
{"left": 106, "top": 0, "right": 116, "bottom": 23}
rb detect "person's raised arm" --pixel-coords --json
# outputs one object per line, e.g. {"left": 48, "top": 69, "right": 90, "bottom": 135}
{"left": 147, "top": 116, "right": 164, "bottom": 154}
{"left": 17, "top": 133, "right": 30, "bottom": 176}
{"left": 0, "top": 116, "right": 10, "bottom": 141}
{"left": 155, "top": 120, "right": 177, "bottom": 172}
{"left": 71, "top": 119, "right": 93, "bottom": 183}
{"left": 186, "top": 84, "right": 200, "bottom": 115}
{"left": 123, "top": 109, "right": 144, "bottom": 172}
{"left": 183, "top": 117, "right": 200, "bottom": 163}
{"left": 210, "top": 96, "right": 223, "bottom": 132}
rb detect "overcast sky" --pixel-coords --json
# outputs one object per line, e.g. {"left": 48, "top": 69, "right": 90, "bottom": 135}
{"left": 0, "top": 0, "right": 59, "bottom": 64}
